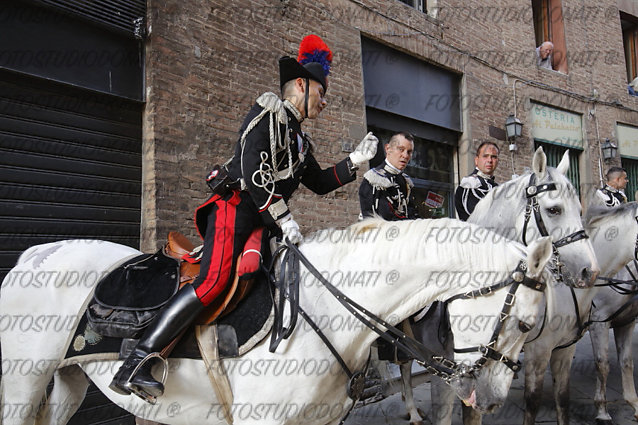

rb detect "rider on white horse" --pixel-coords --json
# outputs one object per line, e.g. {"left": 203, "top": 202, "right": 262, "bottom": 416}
{"left": 596, "top": 166, "right": 628, "bottom": 207}
{"left": 109, "top": 34, "right": 380, "bottom": 400}
{"left": 358, "top": 132, "right": 419, "bottom": 221}
{"left": 454, "top": 141, "right": 500, "bottom": 221}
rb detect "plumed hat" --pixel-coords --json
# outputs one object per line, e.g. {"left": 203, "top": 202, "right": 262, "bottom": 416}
{"left": 279, "top": 34, "right": 333, "bottom": 93}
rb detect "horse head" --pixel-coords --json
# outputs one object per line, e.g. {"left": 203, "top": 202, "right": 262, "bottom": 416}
{"left": 585, "top": 201, "right": 638, "bottom": 276}
{"left": 445, "top": 236, "right": 555, "bottom": 413}
{"left": 470, "top": 147, "right": 599, "bottom": 288}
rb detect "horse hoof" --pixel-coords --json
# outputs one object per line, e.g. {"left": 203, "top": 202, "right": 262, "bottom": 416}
{"left": 595, "top": 419, "right": 613, "bottom": 425}
{"left": 399, "top": 413, "right": 424, "bottom": 424}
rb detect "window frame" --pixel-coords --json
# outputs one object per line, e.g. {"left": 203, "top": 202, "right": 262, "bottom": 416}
{"left": 531, "top": 0, "right": 568, "bottom": 73}
{"left": 621, "top": 12, "right": 638, "bottom": 83}
{"left": 534, "top": 140, "right": 582, "bottom": 195}
{"left": 397, "top": 0, "right": 426, "bottom": 13}
{"left": 621, "top": 156, "right": 638, "bottom": 202}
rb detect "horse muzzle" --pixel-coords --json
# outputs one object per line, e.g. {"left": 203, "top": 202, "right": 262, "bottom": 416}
{"left": 563, "top": 266, "right": 599, "bottom": 288}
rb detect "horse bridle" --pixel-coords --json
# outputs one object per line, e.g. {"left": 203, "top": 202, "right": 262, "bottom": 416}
{"left": 268, "top": 241, "right": 546, "bottom": 400}
{"left": 521, "top": 173, "right": 589, "bottom": 282}
{"left": 584, "top": 216, "right": 638, "bottom": 332}
{"left": 443, "top": 261, "right": 545, "bottom": 377}
{"left": 553, "top": 228, "right": 638, "bottom": 350}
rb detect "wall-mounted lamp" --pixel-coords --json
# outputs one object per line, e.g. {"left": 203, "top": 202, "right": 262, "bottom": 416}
{"left": 505, "top": 114, "right": 523, "bottom": 151}
{"left": 601, "top": 138, "right": 617, "bottom": 160}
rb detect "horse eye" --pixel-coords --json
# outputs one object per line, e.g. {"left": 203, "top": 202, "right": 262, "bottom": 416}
{"left": 546, "top": 207, "right": 562, "bottom": 216}
{"left": 518, "top": 321, "right": 533, "bottom": 333}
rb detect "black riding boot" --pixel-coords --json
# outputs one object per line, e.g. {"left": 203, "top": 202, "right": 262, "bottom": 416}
{"left": 109, "top": 284, "right": 205, "bottom": 400}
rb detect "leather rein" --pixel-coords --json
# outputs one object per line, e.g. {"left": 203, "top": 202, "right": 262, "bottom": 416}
{"left": 589, "top": 229, "right": 638, "bottom": 327}
{"left": 267, "top": 240, "right": 546, "bottom": 400}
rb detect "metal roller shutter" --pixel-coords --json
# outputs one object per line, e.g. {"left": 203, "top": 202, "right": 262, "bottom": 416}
{"left": 0, "top": 68, "right": 142, "bottom": 276}
{"left": 0, "top": 69, "right": 142, "bottom": 425}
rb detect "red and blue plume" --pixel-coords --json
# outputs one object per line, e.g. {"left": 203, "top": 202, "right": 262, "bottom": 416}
{"left": 297, "top": 34, "right": 333, "bottom": 76}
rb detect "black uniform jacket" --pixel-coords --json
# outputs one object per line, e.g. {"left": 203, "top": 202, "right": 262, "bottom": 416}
{"left": 224, "top": 96, "right": 355, "bottom": 228}
{"left": 359, "top": 162, "right": 419, "bottom": 221}
{"left": 454, "top": 169, "right": 498, "bottom": 221}
{"left": 596, "top": 185, "right": 627, "bottom": 207}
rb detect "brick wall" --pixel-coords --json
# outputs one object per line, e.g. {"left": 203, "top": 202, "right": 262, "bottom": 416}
{"left": 141, "top": 0, "right": 638, "bottom": 250}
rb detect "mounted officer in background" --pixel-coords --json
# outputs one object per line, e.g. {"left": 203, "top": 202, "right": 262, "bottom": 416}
{"left": 109, "top": 34, "right": 378, "bottom": 401}
{"left": 359, "top": 132, "right": 419, "bottom": 221}
{"left": 596, "top": 166, "right": 628, "bottom": 207}
{"left": 454, "top": 141, "right": 500, "bottom": 221}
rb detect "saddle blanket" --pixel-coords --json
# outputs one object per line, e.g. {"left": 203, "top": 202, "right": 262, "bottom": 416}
{"left": 62, "top": 278, "right": 273, "bottom": 364}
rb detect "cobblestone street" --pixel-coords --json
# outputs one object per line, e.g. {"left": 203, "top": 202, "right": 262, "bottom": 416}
{"left": 345, "top": 327, "right": 638, "bottom": 424}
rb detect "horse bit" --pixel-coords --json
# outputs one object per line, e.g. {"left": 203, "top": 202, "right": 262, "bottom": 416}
{"left": 268, "top": 241, "right": 546, "bottom": 401}
{"left": 521, "top": 172, "right": 589, "bottom": 282}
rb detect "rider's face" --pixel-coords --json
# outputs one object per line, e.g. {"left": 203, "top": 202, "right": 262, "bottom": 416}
{"left": 305, "top": 79, "right": 327, "bottom": 120}
{"left": 385, "top": 136, "right": 414, "bottom": 171}
{"left": 475, "top": 145, "right": 499, "bottom": 176}
{"left": 610, "top": 172, "right": 628, "bottom": 190}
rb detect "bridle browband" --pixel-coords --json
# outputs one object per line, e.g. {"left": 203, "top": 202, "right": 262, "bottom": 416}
{"left": 521, "top": 172, "right": 589, "bottom": 282}
{"left": 268, "top": 240, "right": 546, "bottom": 401}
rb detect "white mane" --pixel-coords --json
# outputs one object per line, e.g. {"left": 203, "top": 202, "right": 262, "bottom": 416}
{"left": 584, "top": 201, "right": 638, "bottom": 228}
{"left": 303, "top": 217, "right": 528, "bottom": 287}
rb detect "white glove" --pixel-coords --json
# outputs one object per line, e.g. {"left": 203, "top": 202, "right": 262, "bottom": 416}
{"left": 349, "top": 132, "right": 379, "bottom": 166}
{"left": 277, "top": 215, "right": 303, "bottom": 245}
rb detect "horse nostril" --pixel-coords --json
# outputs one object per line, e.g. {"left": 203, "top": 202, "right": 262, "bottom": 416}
{"left": 581, "top": 267, "right": 599, "bottom": 285}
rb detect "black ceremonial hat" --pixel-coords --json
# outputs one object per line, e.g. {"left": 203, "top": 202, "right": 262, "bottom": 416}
{"left": 279, "top": 34, "right": 333, "bottom": 93}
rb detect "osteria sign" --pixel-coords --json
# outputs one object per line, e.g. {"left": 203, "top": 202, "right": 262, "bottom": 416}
{"left": 530, "top": 103, "right": 583, "bottom": 148}
{"left": 617, "top": 123, "right": 638, "bottom": 159}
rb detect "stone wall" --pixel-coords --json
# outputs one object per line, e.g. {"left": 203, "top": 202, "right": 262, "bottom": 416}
{"left": 141, "top": 0, "right": 638, "bottom": 249}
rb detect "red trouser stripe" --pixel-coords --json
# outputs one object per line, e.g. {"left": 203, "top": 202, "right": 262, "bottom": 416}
{"left": 195, "top": 194, "right": 238, "bottom": 306}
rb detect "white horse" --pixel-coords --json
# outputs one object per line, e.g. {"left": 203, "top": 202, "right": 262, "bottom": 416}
{"left": 450, "top": 201, "right": 638, "bottom": 425}
{"left": 586, "top": 203, "right": 638, "bottom": 424}
{"left": 397, "top": 148, "right": 600, "bottom": 425}
{"left": 1, "top": 218, "right": 555, "bottom": 425}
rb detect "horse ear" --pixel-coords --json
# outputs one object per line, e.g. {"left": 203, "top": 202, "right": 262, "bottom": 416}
{"left": 556, "top": 150, "right": 570, "bottom": 175}
{"left": 532, "top": 147, "right": 547, "bottom": 180}
{"left": 527, "top": 236, "right": 553, "bottom": 279}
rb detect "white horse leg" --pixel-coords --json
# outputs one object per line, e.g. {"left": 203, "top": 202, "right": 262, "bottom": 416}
{"left": 613, "top": 321, "right": 638, "bottom": 420}
{"left": 430, "top": 378, "right": 455, "bottom": 425}
{"left": 35, "top": 366, "right": 89, "bottom": 425}
{"left": 399, "top": 360, "right": 424, "bottom": 425}
{"left": 523, "top": 349, "right": 551, "bottom": 425}
{"left": 590, "top": 322, "right": 613, "bottom": 424}
{"left": 549, "top": 345, "right": 577, "bottom": 425}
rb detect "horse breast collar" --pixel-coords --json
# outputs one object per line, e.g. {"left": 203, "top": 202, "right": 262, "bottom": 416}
{"left": 522, "top": 173, "right": 589, "bottom": 281}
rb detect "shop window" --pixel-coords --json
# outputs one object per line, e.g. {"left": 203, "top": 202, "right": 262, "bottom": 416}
{"left": 531, "top": 0, "right": 568, "bottom": 73}
{"left": 534, "top": 141, "right": 581, "bottom": 194}
{"left": 621, "top": 12, "right": 638, "bottom": 83}
{"left": 368, "top": 126, "right": 454, "bottom": 219}
{"left": 397, "top": 0, "right": 426, "bottom": 13}
{"left": 621, "top": 157, "right": 638, "bottom": 201}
